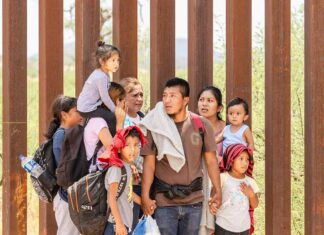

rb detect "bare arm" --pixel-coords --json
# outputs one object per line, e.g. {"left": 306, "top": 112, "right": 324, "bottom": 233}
{"left": 115, "top": 99, "right": 126, "bottom": 131}
{"left": 240, "top": 183, "right": 259, "bottom": 209}
{"left": 204, "top": 151, "right": 222, "bottom": 208}
{"left": 141, "top": 154, "right": 157, "bottom": 215}
{"left": 244, "top": 128, "right": 255, "bottom": 151}
{"left": 133, "top": 192, "right": 141, "bottom": 205}
{"left": 215, "top": 129, "right": 224, "bottom": 144}
{"left": 98, "top": 127, "right": 113, "bottom": 149}
{"left": 108, "top": 182, "right": 127, "bottom": 235}
{"left": 249, "top": 193, "right": 259, "bottom": 209}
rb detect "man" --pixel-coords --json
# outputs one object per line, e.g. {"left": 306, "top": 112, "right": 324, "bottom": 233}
{"left": 140, "top": 77, "right": 222, "bottom": 235}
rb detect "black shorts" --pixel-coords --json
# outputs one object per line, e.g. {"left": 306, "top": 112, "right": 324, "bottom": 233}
{"left": 215, "top": 223, "right": 249, "bottom": 235}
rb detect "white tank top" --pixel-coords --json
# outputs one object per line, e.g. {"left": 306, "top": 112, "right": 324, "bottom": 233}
{"left": 222, "top": 124, "right": 248, "bottom": 153}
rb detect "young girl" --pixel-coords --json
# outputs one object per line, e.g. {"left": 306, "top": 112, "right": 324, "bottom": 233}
{"left": 45, "top": 95, "right": 83, "bottom": 235}
{"left": 77, "top": 41, "right": 120, "bottom": 118}
{"left": 210, "top": 144, "right": 259, "bottom": 235}
{"left": 84, "top": 82, "right": 126, "bottom": 172}
{"left": 98, "top": 126, "right": 146, "bottom": 235}
{"left": 216, "top": 97, "right": 255, "bottom": 155}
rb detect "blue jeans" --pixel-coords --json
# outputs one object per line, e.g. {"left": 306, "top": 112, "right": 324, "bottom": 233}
{"left": 154, "top": 202, "right": 203, "bottom": 235}
{"left": 104, "top": 222, "right": 131, "bottom": 235}
{"left": 132, "top": 185, "right": 142, "bottom": 230}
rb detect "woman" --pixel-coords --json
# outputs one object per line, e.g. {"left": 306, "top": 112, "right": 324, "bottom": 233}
{"left": 197, "top": 86, "right": 225, "bottom": 159}
{"left": 119, "top": 77, "right": 145, "bottom": 230}
{"left": 197, "top": 86, "right": 225, "bottom": 235}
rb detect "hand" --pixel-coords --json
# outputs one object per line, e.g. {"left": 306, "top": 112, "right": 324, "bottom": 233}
{"left": 209, "top": 189, "right": 222, "bottom": 209}
{"left": 240, "top": 183, "right": 254, "bottom": 198}
{"left": 115, "top": 222, "right": 128, "bottom": 235}
{"left": 117, "top": 98, "right": 128, "bottom": 114}
{"left": 208, "top": 202, "right": 218, "bottom": 215}
{"left": 115, "top": 99, "right": 126, "bottom": 128}
{"left": 141, "top": 197, "right": 156, "bottom": 215}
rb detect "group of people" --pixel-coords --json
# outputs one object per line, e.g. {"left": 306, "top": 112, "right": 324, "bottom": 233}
{"left": 46, "top": 41, "right": 260, "bottom": 235}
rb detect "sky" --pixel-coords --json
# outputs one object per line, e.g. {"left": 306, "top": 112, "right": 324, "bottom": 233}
{"left": 0, "top": 0, "right": 304, "bottom": 57}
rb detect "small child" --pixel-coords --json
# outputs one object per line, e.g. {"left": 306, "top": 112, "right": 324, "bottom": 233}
{"left": 216, "top": 97, "right": 255, "bottom": 155}
{"left": 77, "top": 41, "right": 120, "bottom": 118}
{"left": 45, "top": 95, "right": 83, "bottom": 235}
{"left": 210, "top": 144, "right": 259, "bottom": 235}
{"left": 99, "top": 126, "right": 146, "bottom": 235}
{"left": 109, "top": 81, "right": 126, "bottom": 105}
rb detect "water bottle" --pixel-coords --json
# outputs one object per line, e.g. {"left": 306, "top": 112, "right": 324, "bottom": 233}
{"left": 19, "top": 154, "right": 44, "bottom": 178}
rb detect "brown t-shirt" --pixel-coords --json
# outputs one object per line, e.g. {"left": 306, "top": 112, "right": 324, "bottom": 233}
{"left": 141, "top": 114, "right": 217, "bottom": 206}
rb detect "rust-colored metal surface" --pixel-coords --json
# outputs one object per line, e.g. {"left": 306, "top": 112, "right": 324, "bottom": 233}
{"left": 305, "top": 1, "right": 324, "bottom": 234}
{"left": 265, "top": 1, "right": 291, "bottom": 234}
{"left": 150, "top": 0, "right": 175, "bottom": 107}
{"left": 39, "top": 0, "right": 63, "bottom": 234}
{"left": 226, "top": 0, "right": 252, "bottom": 126}
{"left": 75, "top": 0, "right": 100, "bottom": 95}
{"left": 2, "top": 1, "right": 27, "bottom": 234}
{"left": 113, "top": 0, "right": 138, "bottom": 81}
{"left": 188, "top": 0, "right": 213, "bottom": 112}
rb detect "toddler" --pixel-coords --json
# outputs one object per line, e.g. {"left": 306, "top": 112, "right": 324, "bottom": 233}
{"left": 216, "top": 97, "right": 255, "bottom": 154}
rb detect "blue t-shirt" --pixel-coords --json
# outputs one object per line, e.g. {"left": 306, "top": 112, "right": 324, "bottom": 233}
{"left": 53, "top": 128, "right": 68, "bottom": 202}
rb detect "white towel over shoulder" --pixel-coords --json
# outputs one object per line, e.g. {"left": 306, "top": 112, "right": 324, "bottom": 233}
{"left": 139, "top": 102, "right": 185, "bottom": 172}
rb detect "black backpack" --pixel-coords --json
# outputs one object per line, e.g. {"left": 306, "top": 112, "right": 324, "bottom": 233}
{"left": 30, "top": 138, "right": 59, "bottom": 203}
{"left": 56, "top": 113, "right": 117, "bottom": 189}
{"left": 55, "top": 123, "right": 102, "bottom": 189}
{"left": 68, "top": 164, "right": 127, "bottom": 235}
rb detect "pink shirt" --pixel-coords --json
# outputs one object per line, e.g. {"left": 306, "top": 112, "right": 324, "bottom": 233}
{"left": 83, "top": 118, "right": 108, "bottom": 161}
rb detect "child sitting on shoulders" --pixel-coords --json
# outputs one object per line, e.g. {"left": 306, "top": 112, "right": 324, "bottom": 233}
{"left": 98, "top": 126, "right": 146, "bottom": 235}
{"left": 216, "top": 97, "right": 255, "bottom": 155}
{"left": 77, "top": 41, "right": 120, "bottom": 120}
{"left": 210, "top": 144, "right": 259, "bottom": 235}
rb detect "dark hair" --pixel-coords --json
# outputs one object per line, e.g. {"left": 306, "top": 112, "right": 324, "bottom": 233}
{"left": 164, "top": 77, "right": 190, "bottom": 97}
{"left": 126, "top": 128, "right": 141, "bottom": 140}
{"left": 197, "top": 86, "right": 223, "bottom": 120}
{"left": 45, "top": 95, "right": 77, "bottom": 139}
{"left": 94, "top": 41, "right": 121, "bottom": 68}
{"left": 117, "top": 128, "right": 141, "bottom": 159}
{"left": 226, "top": 97, "right": 249, "bottom": 115}
{"left": 108, "top": 82, "right": 126, "bottom": 105}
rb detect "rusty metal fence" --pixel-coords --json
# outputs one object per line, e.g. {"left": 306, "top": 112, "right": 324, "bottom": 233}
{"left": 2, "top": 0, "right": 324, "bottom": 234}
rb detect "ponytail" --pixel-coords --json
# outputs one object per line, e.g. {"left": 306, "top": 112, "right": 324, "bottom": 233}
{"left": 45, "top": 118, "right": 60, "bottom": 139}
{"left": 44, "top": 95, "right": 77, "bottom": 139}
{"left": 94, "top": 41, "right": 121, "bottom": 68}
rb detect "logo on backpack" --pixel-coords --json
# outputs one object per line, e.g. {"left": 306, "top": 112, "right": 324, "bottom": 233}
{"left": 81, "top": 205, "right": 93, "bottom": 211}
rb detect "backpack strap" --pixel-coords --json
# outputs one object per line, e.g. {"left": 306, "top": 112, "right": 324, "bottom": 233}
{"left": 116, "top": 166, "right": 127, "bottom": 199}
{"left": 190, "top": 112, "right": 205, "bottom": 152}
{"left": 91, "top": 141, "right": 103, "bottom": 169}
{"left": 137, "top": 111, "right": 145, "bottom": 118}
